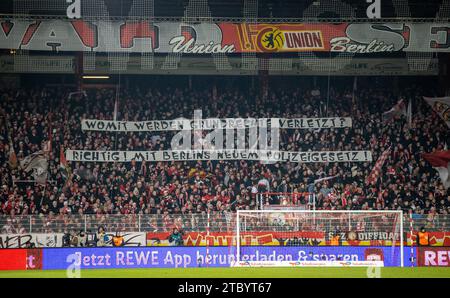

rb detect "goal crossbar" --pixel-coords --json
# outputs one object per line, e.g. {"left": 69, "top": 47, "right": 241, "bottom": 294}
{"left": 235, "top": 210, "right": 404, "bottom": 267}
{"left": 238, "top": 210, "right": 403, "bottom": 213}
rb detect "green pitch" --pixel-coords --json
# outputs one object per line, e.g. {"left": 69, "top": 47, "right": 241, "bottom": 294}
{"left": 0, "top": 267, "right": 449, "bottom": 278}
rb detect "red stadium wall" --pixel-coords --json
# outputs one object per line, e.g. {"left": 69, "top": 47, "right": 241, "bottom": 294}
{"left": 0, "top": 249, "right": 27, "bottom": 270}
{"left": 408, "top": 232, "right": 450, "bottom": 247}
{"left": 146, "top": 231, "right": 450, "bottom": 247}
{"left": 0, "top": 249, "right": 42, "bottom": 270}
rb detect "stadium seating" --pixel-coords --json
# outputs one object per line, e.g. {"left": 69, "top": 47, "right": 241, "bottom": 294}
{"left": 0, "top": 83, "right": 449, "bottom": 228}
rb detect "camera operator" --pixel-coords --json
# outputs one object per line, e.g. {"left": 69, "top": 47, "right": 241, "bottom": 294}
{"left": 96, "top": 226, "right": 107, "bottom": 247}
{"left": 70, "top": 230, "right": 79, "bottom": 247}
{"left": 168, "top": 227, "right": 184, "bottom": 246}
{"left": 78, "top": 230, "right": 87, "bottom": 247}
{"left": 62, "top": 230, "right": 71, "bottom": 247}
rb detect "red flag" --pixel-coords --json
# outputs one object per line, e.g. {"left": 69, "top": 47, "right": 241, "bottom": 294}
{"left": 45, "top": 113, "right": 52, "bottom": 156}
{"left": 422, "top": 150, "right": 450, "bottom": 189}
{"left": 60, "top": 147, "right": 68, "bottom": 168}
{"left": 114, "top": 86, "right": 119, "bottom": 121}
{"left": 44, "top": 140, "right": 51, "bottom": 155}
{"left": 140, "top": 160, "right": 147, "bottom": 176}
{"left": 341, "top": 189, "right": 350, "bottom": 207}
{"left": 366, "top": 147, "right": 391, "bottom": 185}
{"left": 59, "top": 147, "right": 71, "bottom": 181}
{"left": 8, "top": 144, "right": 18, "bottom": 169}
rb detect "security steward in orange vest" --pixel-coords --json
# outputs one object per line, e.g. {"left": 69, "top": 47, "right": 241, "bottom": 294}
{"left": 418, "top": 227, "right": 429, "bottom": 246}
{"left": 330, "top": 232, "right": 340, "bottom": 246}
{"left": 113, "top": 233, "right": 125, "bottom": 247}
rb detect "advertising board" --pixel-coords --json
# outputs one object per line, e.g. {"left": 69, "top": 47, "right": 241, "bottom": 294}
{"left": 43, "top": 246, "right": 412, "bottom": 269}
{"left": 417, "top": 247, "right": 450, "bottom": 267}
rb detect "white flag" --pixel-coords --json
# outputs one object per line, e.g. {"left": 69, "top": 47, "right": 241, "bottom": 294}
{"left": 423, "top": 96, "right": 450, "bottom": 128}
{"left": 20, "top": 151, "right": 48, "bottom": 184}
{"left": 314, "top": 175, "right": 337, "bottom": 184}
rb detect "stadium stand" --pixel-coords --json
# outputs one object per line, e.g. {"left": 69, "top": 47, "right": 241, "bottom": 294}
{"left": 1, "top": 79, "right": 449, "bottom": 230}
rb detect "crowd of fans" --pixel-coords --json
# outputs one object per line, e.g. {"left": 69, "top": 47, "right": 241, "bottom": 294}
{"left": 0, "top": 80, "right": 449, "bottom": 233}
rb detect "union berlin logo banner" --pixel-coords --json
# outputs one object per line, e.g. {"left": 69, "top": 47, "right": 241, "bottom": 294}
{"left": 1, "top": 19, "right": 449, "bottom": 53}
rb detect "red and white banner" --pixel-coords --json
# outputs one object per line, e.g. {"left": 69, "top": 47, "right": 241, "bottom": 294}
{"left": 407, "top": 231, "right": 450, "bottom": 247}
{"left": 418, "top": 247, "right": 450, "bottom": 267}
{"left": 1, "top": 20, "right": 450, "bottom": 53}
{"left": 366, "top": 147, "right": 391, "bottom": 185}
{"left": 146, "top": 231, "right": 450, "bottom": 247}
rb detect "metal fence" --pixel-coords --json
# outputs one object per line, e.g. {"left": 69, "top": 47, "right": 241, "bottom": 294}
{"left": 0, "top": 212, "right": 449, "bottom": 234}
{"left": 0, "top": 212, "right": 233, "bottom": 234}
{"left": 409, "top": 213, "right": 450, "bottom": 232}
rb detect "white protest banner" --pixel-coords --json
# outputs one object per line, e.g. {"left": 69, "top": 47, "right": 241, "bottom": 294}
{"left": 66, "top": 149, "right": 371, "bottom": 163}
{"left": 0, "top": 233, "right": 63, "bottom": 248}
{"left": 81, "top": 117, "right": 352, "bottom": 132}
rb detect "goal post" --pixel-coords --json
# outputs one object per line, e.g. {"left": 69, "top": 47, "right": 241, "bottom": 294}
{"left": 232, "top": 210, "right": 404, "bottom": 267}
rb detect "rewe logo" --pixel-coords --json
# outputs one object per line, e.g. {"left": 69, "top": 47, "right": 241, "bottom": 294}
{"left": 66, "top": 0, "right": 81, "bottom": 19}
{"left": 366, "top": 0, "right": 381, "bottom": 19}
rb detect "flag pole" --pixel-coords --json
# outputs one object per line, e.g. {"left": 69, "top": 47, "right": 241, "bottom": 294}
{"left": 407, "top": 98, "right": 412, "bottom": 127}
{"left": 352, "top": 76, "right": 357, "bottom": 106}
{"left": 13, "top": 179, "right": 57, "bottom": 183}
{"left": 2, "top": 111, "right": 18, "bottom": 170}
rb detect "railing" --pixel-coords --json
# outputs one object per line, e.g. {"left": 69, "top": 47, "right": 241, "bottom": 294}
{"left": 0, "top": 212, "right": 234, "bottom": 234}
{"left": 0, "top": 14, "right": 440, "bottom": 23}
{"left": 409, "top": 213, "right": 450, "bottom": 232}
{"left": 0, "top": 213, "right": 449, "bottom": 235}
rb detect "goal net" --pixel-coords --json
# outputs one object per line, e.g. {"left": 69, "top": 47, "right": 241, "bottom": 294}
{"left": 230, "top": 210, "right": 404, "bottom": 267}
{"left": 259, "top": 192, "right": 312, "bottom": 210}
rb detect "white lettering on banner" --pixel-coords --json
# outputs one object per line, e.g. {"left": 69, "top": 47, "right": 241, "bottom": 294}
{"left": 425, "top": 251, "right": 436, "bottom": 266}
{"left": 169, "top": 36, "right": 235, "bottom": 54}
{"left": 68, "top": 251, "right": 192, "bottom": 267}
{"left": 1, "top": 19, "right": 450, "bottom": 53}
{"left": 81, "top": 117, "right": 352, "bottom": 132}
{"left": 62, "top": 249, "right": 389, "bottom": 268}
{"left": 66, "top": 149, "right": 372, "bottom": 163}
{"left": 338, "top": 231, "right": 398, "bottom": 241}
{"left": 424, "top": 250, "right": 450, "bottom": 266}
{"left": 297, "top": 250, "right": 358, "bottom": 261}
{"left": 330, "top": 37, "right": 395, "bottom": 53}
{"left": 230, "top": 260, "right": 384, "bottom": 267}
